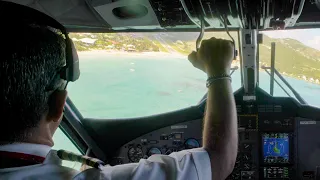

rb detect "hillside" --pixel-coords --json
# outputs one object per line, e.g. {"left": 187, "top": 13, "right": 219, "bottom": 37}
{"left": 70, "top": 32, "right": 320, "bottom": 82}
{"left": 259, "top": 36, "right": 320, "bottom": 81}
{"left": 70, "top": 33, "right": 161, "bottom": 52}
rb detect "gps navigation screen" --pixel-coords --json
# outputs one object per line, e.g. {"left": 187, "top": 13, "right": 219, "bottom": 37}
{"left": 263, "top": 133, "right": 290, "bottom": 163}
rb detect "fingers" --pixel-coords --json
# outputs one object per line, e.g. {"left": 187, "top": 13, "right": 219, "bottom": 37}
{"left": 207, "top": 38, "right": 234, "bottom": 51}
{"left": 188, "top": 51, "right": 197, "bottom": 63}
{"left": 200, "top": 39, "right": 209, "bottom": 50}
{"left": 201, "top": 37, "right": 224, "bottom": 50}
{"left": 209, "top": 37, "right": 217, "bottom": 40}
{"left": 190, "top": 38, "right": 233, "bottom": 60}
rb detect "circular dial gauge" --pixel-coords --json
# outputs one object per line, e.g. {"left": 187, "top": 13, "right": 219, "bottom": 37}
{"left": 184, "top": 138, "right": 200, "bottom": 149}
{"left": 147, "top": 147, "right": 162, "bottom": 157}
{"left": 128, "top": 147, "right": 143, "bottom": 162}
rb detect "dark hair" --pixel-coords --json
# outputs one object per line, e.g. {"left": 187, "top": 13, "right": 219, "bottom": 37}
{"left": 0, "top": 24, "right": 66, "bottom": 144}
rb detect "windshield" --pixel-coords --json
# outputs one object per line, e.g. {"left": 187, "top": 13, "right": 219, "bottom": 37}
{"left": 68, "top": 32, "right": 241, "bottom": 118}
{"left": 68, "top": 30, "right": 320, "bottom": 119}
{"left": 258, "top": 29, "right": 320, "bottom": 108}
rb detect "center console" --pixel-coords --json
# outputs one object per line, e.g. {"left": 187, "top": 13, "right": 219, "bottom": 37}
{"left": 226, "top": 89, "right": 298, "bottom": 179}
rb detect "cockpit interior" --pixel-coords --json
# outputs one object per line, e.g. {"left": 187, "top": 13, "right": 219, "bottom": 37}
{"left": 7, "top": 0, "right": 320, "bottom": 179}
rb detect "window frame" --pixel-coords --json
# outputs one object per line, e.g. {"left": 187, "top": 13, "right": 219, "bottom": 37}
{"left": 59, "top": 119, "right": 87, "bottom": 155}
{"left": 62, "top": 97, "right": 106, "bottom": 160}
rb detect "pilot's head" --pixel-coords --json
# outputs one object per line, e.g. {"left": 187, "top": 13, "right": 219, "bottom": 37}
{"left": 0, "top": 2, "right": 68, "bottom": 146}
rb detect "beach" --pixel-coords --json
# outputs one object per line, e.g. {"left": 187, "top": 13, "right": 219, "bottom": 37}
{"left": 78, "top": 50, "right": 185, "bottom": 59}
{"left": 77, "top": 50, "right": 320, "bottom": 85}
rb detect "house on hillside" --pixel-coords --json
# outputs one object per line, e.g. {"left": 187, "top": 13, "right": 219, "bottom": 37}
{"left": 80, "top": 38, "right": 97, "bottom": 45}
{"left": 106, "top": 45, "right": 115, "bottom": 49}
{"left": 302, "top": 76, "right": 307, "bottom": 80}
{"left": 71, "top": 38, "right": 79, "bottom": 42}
{"left": 310, "top": 78, "right": 315, "bottom": 82}
{"left": 176, "top": 40, "right": 184, "bottom": 45}
{"left": 126, "top": 44, "right": 136, "bottom": 52}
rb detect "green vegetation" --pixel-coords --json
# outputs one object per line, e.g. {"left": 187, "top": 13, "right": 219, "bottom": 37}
{"left": 169, "top": 40, "right": 193, "bottom": 55}
{"left": 259, "top": 36, "right": 320, "bottom": 81}
{"left": 70, "top": 32, "right": 320, "bottom": 82}
{"left": 70, "top": 33, "right": 160, "bottom": 52}
{"left": 152, "top": 41, "right": 169, "bottom": 53}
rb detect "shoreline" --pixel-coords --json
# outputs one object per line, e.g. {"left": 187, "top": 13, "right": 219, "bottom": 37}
{"left": 78, "top": 50, "right": 185, "bottom": 58}
{"left": 77, "top": 50, "right": 320, "bottom": 86}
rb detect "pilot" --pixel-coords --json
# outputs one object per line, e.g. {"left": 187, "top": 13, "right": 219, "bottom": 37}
{"left": 0, "top": 2, "right": 238, "bottom": 180}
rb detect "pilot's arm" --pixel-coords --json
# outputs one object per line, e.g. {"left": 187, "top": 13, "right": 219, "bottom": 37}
{"left": 189, "top": 38, "right": 238, "bottom": 179}
{"left": 75, "top": 38, "right": 237, "bottom": 180}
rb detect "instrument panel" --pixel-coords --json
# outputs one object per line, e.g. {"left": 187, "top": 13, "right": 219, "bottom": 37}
{"left": 110, "top": 119, "right": 203, "bottom": 165}
{"left": 110, "top": 92, "right": 320, "bottom": 180}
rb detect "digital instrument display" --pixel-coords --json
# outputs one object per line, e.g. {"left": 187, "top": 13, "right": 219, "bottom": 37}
{"left": 263, "top": 133, "right": 290, "bottom": 163}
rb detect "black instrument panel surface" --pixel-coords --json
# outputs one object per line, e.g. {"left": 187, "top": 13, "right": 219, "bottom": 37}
{"left": 109, "top": 90, "right": 320, "bottom": 179}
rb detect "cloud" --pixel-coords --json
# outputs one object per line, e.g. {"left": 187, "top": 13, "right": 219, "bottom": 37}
{"left": 262, "top": 30, "right": 306, "bottom": 39}
{"left": 261, "top": 29, "right": 320, "bottom": 50}
{"left": 307, "top": 36, "right": 320, "bottom": 50}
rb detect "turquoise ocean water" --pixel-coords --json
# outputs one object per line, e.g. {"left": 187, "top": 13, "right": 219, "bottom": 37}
{"left": 68, "top": 53, "right": 320, "bottom": 118}
{"left": 52, "top": 53, "right": 320, "bottom": 168}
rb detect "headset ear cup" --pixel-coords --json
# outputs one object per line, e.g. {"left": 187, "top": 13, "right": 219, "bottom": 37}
{"left": 1, "top": 1, "right": 80, "bottom": 83}
{"left": 64, "top": 38, "right": 80, "bottom": 82}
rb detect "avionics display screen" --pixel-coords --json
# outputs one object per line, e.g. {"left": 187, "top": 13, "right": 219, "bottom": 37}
{"left": 263, "top": 133, "right": 290, "bottom": 163}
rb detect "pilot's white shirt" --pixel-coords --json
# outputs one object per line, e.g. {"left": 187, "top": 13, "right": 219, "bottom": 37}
{"left": 0, "top": 143, "right": 212, "bottom": 180}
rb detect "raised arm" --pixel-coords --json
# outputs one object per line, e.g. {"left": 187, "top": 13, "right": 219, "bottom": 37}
{"left": 93, "top": 38, "right": 238, "bottom": 180}
{"left": 188, "top": 38, "right": 238, "bottom": 179}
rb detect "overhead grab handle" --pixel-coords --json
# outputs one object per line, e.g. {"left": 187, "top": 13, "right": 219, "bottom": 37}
{"left": 196, "top": 17, "right": 205, "bottom": 51}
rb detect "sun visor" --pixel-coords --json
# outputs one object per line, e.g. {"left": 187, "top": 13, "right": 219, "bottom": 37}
{"left": 5, "top": 0, "right": 109, "bottom": 29}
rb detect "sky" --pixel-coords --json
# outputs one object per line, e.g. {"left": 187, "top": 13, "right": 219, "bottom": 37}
{"left": 262, "top": 29, "right": 320, "bottom": 50}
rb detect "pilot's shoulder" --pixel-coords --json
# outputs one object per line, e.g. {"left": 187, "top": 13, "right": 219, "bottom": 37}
{"left": 62, "top": 148, "right": 210, "bottom": 180}
{"left": 75, "top": 148, "right": 211, "bottom": 180}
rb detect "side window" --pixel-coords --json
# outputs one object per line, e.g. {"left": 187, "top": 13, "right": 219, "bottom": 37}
{"left": 52, "top": 128, "right": 82, "bottom": 170}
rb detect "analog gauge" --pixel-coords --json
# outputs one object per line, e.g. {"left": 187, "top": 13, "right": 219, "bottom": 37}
{"left": 184, "top": 138, "right": 200, "bottom": 149}
{"left": 147, "top": 147, "right": 162, "bottom": 157}
{"left": 128, "top": 147, "right": 144, "bottom": 162}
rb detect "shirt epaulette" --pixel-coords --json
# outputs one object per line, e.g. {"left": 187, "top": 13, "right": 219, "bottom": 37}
{"left": 57, "top": 150, "right": 105, "bottom": 169}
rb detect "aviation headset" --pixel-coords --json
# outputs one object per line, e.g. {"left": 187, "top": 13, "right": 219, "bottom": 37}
{"left": 0, "top": 1, "right": 80, "bottom": 84}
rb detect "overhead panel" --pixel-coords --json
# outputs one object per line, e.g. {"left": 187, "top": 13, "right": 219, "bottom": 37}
{"left": 4, "top": 0, "right": 320, "bottom": 31}
{"left": 6, "top": 0, "right": 106, "bottom": 28}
